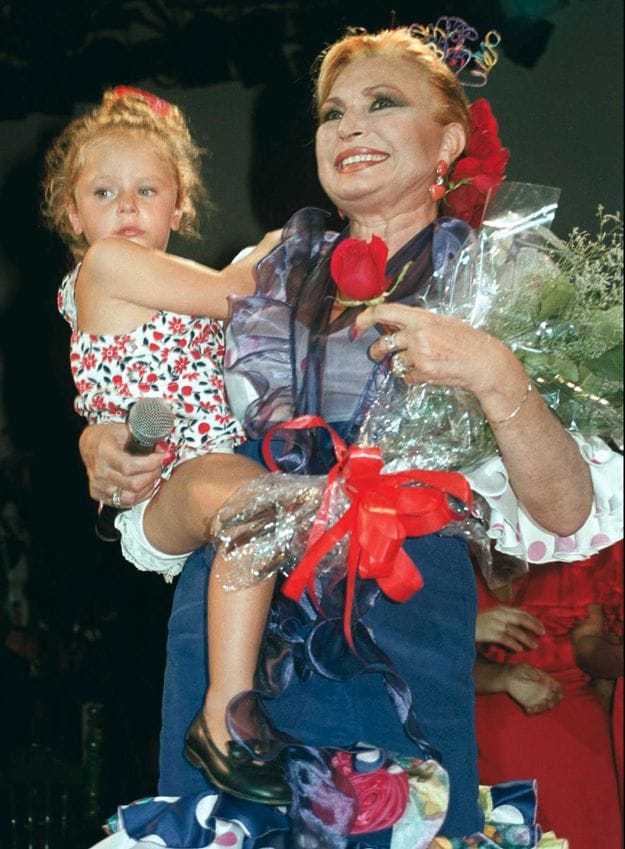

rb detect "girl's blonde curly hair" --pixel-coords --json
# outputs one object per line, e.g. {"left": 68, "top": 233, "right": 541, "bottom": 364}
{"left": 42, "top": 88, "right": 208, "bottom": 259}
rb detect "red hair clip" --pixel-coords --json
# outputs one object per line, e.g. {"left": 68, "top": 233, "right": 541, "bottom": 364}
{"left": 112, "top": 85, "right": 171, "bottom": 117}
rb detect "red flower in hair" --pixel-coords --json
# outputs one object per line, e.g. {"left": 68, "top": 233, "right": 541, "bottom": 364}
{"left": 444, "top": 98, "right": 510, "bottom": 228}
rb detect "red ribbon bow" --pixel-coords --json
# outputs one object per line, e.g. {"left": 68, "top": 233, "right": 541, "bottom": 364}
{"left": 262, "top": 416, "right": 473, "bottom": 650}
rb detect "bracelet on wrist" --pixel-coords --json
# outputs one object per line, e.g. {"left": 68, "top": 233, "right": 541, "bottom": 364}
{"left": 493, "top": 380, "right": 533, "bottom": 425}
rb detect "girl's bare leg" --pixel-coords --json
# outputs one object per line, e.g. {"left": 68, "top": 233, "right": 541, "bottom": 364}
{"left": 203, "top": 565, "right": 276, "bottom": 752}
{"left": 143, "top": 452, "right": 263, "bottom": 555}
{"left": 143, "top": 452, "right": 275, "bottom": 752}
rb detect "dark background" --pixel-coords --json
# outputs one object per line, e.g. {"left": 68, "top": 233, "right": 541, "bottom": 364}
{"left": 0, "top": 0, "right": 622, "bottom": 825}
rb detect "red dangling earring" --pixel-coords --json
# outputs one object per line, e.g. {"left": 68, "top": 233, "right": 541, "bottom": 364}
{"left": 428, "top": 160, "right": 449, "bottom": 202}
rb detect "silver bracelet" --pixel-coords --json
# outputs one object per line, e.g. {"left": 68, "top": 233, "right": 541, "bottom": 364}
{"left": 493, "top": 381, "right": 533, "bottom": 424}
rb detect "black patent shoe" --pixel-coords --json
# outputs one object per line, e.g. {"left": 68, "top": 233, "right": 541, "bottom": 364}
{"left": 184, "top": 712, "right": 292, "bottom": 806}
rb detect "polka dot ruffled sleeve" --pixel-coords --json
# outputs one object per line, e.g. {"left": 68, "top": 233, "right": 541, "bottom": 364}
{"left": 466, "top": 431, "right": 623, "bottom": 563}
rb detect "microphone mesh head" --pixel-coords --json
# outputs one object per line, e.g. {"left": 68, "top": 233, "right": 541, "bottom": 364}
{"left": 128, "top": 398, "right": 175, "bottom": 447}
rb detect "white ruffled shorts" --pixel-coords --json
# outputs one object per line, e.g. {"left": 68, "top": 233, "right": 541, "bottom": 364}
{"left": 114, "top": 498, "right": 189, "bottom": 583}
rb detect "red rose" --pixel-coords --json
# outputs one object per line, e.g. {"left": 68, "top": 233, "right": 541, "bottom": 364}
{"left": 445, "top": 98, "right": 510, "bottom": 228}
{"left": 453, "top": 159, "right": 503, "bottom": 193}
{"left": 330, "top": 235, "right": 391, "bottom": 305}
{"left": 467, "top": 98, "right": 499, "bottom": 137}
{"left": 443, "top": 182, "right": 485, "bottom": 228}
{"left": 331, "top": 751, "right": 410, "bottom": 834}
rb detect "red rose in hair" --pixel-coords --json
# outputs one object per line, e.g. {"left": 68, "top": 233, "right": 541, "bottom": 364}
{"left": 445, "top": 98, "right": 510, "bottom": 228}
{"left": 330, "top": 235, "right": 391, "bottom": 305}
{"left": 331, "top": 751, "right": 410, "bottom": 834}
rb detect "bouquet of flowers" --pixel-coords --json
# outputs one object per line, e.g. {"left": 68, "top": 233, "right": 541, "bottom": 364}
{"left": 358, "top": 182, "right": 623, "bottom": 474}
{"left": 214, "top": 184, "right": 622, "bottom": 599}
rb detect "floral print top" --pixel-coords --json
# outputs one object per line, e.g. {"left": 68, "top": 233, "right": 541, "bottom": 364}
{"left": 58, "top": 265, "right": 245, "bottom": 478}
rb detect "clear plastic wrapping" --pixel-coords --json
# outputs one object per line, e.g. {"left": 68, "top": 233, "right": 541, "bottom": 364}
{"left": 213, "top": 472, "right": 350, "bottom": 592}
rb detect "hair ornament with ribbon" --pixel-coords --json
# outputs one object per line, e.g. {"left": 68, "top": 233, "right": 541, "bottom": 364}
{"left": 409, "top": 16, "right": 501, "bottom": 87}
{"left": 112, "top": 85, "right": 172, "bottom": 117}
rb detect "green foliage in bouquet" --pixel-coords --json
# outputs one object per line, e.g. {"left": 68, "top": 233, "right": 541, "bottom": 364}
{"left": 485, "top": 208, "right": 623, "bottom": 446}
{"left": 358, "top": 201, "right": 623, "bottom": 476}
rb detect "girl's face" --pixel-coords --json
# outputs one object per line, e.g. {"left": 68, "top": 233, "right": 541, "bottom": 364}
{"left": 67, "top": 134, "right": 183, "bottom": 251}
{"left": 315, "top": 53, "right": 462, "bottom": 218}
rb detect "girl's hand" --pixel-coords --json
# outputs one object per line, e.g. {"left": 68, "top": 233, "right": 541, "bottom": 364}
{"left": 476, "top": 606, "right": 545, "bottom": 652}
{"left": 79, "top": 422, "right": 163, "bottom": 507}
{"left": 219, "top": 229, "right": 283, "bottom": 302}
{"left": 230, "top": 229, "right": 283, "bottom": 269}
{"left": 504, "top": 662, "right": 564, "bottom": 714}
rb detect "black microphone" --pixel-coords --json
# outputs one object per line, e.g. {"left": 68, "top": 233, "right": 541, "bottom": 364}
{"left": 95, "top": 398, "right": 175, "bottom": 543}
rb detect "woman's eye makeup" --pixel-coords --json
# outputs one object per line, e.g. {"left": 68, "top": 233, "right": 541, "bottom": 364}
{"left": 319, "top": 107, "right": 343, "bottom": 123}
{"left": 318, "top": 92, "right": 403, "bottom": 123}
{"left": 370, "top": 94, "right": 401, "bottom": 110}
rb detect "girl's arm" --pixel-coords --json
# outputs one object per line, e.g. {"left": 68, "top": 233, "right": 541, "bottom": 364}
{"left": 572, "top": 604, "right": 623, "bottom": 680}
{"left": 77, "top": 229, "right": 281, "bottom": 327}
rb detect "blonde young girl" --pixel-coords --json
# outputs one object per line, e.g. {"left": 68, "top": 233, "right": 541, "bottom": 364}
{"left": 43, "top": 87, "right": 288, "bottom": 805}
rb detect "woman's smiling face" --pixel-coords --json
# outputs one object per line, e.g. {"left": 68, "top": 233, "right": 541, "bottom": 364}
{"left": 315, "top": 53, "right": 455, "bottom": 218}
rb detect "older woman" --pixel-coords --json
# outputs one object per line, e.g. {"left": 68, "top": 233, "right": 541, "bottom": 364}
{"left": 80, "top": 24, "right": 619, "bottom": 846}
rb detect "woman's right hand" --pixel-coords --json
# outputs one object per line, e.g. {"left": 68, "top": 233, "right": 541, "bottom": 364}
{"left": 79, "top": 422, "right": 163, "bottom": 507}
{"left": 476, "top": 606, "right": 545, "bottom": 652}
{"left": 504, "top": 662, "right": 564, "bottom": 714}
{"left": 354, "top": 301, "right": 594, "bottom": 538}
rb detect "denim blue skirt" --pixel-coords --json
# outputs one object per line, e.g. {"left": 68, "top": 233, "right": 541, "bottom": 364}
{"left": 159, "top": 522, "right": 482, "bottom": 837}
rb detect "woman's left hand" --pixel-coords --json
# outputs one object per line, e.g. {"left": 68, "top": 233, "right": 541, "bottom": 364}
{"left": 355, "top": 302, "right": 525, "bottom": 405}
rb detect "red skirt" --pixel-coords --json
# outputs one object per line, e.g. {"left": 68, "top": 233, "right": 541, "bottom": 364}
{"left": 613, "top": 675, "right": 623, "bottom": 812}
{"left": 476, "top": 672, "right": 622, "bottom": 849}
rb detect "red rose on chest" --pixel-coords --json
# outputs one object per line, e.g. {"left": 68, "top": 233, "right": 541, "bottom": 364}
{"left": 330, "top": 235, "right": 391, "bottom": 305}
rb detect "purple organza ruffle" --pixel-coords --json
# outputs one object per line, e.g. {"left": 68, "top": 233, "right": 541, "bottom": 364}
{"left": 225, "top": 209, "right": 473, "bottom": 445}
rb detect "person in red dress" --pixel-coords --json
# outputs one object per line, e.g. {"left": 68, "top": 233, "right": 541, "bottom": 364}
{"left": 574, "top": 542, "right": 624, "bottom": 811}
{"left": 474, "top": 551, "right": 622, "bottom": 849}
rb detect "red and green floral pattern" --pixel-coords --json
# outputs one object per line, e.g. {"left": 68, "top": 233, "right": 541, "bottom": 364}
{"left": 58, "top": 265, "right": 244, "bottom": 476}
